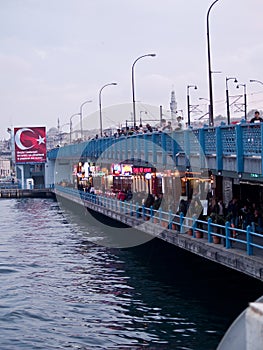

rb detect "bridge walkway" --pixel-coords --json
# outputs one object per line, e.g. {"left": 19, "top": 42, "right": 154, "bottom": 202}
{"left": 54, "top": 186, "right": 263, "bottom": 281}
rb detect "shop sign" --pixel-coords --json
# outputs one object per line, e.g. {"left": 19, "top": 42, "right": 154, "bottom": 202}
{"left": 121, "top": 164, "right": 132, "bottom": 175}
{"left": 111, "top": 163, "right": 121, "bottom": 175}
{"left": 133, "top": 167, "right": 153, "bottom": 174}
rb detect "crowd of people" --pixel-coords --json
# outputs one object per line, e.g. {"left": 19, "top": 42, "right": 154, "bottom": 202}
{"left": 101, "top": 116, "right": 185, "bottom": 138}
{"left": 207, "top": 196, "right": 263, "bottom": 233}
{"left": 115, "top": 185, "right": 263, "bottom": 234}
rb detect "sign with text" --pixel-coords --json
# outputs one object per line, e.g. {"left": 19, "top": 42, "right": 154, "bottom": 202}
{"left": 14, "top": 126, "right": 46, "bottom": 163}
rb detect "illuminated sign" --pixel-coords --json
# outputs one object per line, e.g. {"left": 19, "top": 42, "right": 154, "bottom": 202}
{"left": 133, "top": 167, "right": 153, "bottom": 174}
{"left": 14, "top": 127, "right": 46, "bottom": 163}
{"left": 112, "top": 163, "right": 121, "bottom": 175}
{"left": 121, "top": 164, "right": 132, "bottom": 175}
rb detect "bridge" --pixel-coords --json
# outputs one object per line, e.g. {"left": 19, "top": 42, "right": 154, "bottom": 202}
{"left": 45, "top": 122, "right": 263, "bottom": 281}
{"left": 54, "top": 185, "right": 263, "bottom": 281}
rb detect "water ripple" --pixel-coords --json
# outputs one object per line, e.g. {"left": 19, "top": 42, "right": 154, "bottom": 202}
{"left": 0, "top": 198, "right": 261, "bottom": 349}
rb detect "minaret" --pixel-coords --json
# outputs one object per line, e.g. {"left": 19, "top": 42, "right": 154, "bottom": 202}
{"left": 170, "top": 90, "right": 177, "bottom": 121}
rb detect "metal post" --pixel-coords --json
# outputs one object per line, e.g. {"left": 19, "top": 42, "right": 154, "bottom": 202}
{"left": 159, "top": 105, "right": 163, "bottom": 124}
{"left": 99, "top": 83, "right": 117, "bottom": 137}
{"left": 237, "top": 83, "right": 247, "bottom": 120}
{"left": 207, "top": 0, "right": 220, "bottom": 126}
{"left": 131, "top": 53, "right": 156, "bottom": 128}
{"left": 69, "top": 112, "right": 80, "bottom": 144}
{"left": 226, "top": 82, "right": 230, "bottom": 125}
{"left": 187, "top": 85, "right": 197, "bottom": 127}
{"left": 244, "top": 84, "right": 247, "bottom": 120}
{"left": 226, "top": 77, "right": 237, "bottom": 125}
{"left": 187, "top": 92, "right": 190, "bottom": 127}
{"left": 80, "top": 100, "right": 92, "bottom": 141}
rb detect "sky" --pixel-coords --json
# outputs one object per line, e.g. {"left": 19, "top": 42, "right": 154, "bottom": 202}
{"left": 0, "top": 0, "right": 263, "bottom": 139}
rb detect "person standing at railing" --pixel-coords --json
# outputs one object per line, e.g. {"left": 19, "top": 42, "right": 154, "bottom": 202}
{"left": 226, "top": 198, "right": 240, "bottom": 238}
{"left": 250, "top": 111, "right": 263, "bottom": 123}
{"left": 251, "top": 209, "right": 263, "bottom": 233}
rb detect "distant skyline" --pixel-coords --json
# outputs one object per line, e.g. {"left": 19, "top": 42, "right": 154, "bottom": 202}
{"left": 0, "top": 0, "right": 263, "bottom": 139}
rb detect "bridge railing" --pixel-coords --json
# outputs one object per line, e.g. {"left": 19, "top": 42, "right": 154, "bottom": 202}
{"left": 54, "top": 186, "right": 263, "bottom": 258}
{"left": 48, "top": 122, "right": 263, "bottom": 160}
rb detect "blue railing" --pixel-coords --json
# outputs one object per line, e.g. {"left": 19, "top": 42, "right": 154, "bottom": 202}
{"left": 47, "top": 122, "right": 263, "bottom": 175}
{"left": 55, "top": 185, "right": 263, "bottom": 258}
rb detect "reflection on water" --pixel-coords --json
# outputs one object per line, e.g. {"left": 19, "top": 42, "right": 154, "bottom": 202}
{"left": 0, "top": 198, "right": 262, "bottom": 349}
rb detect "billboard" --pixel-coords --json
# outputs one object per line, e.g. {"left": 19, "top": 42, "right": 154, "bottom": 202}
{"left": 14, "top": 127, "right": 46, "bottom": 163}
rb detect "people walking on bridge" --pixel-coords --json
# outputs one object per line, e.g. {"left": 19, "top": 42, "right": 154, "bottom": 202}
{"left": 250, "top": 110, "right": 263, "bottom": 123}
{"left": 162, "top": 121, "right": 173, "bottom": 132}
{"left": 174, "top": 116, "right": 184, "bottom": 130}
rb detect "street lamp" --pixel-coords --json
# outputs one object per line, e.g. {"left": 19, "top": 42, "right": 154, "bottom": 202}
{"left": 250, "top": 79, "right": 263, "bottom": 86}
{"left": 207, "top": 0, "right": 220, "bottom": 126}
{"left": 80, "top": 99, "right": 92, "bottom": 140}
{"left": 69, "top": 112, "right": 80, "bottom": 144}
{"left": 131, "top": 53, "right": 156, "bottom": 128}
{"left": 99, "top": 82, "right": 117, "bottom": 137}
{"left": 226, "top": 77, "right": 238, "bottom": 125}
{"left": 187, "top": 85, "right": 197, "bottom": 127}
{"left": 236, "top": 83, "right": 247, "bottom": 120}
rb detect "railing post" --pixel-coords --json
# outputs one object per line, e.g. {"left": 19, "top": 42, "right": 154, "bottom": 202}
{"left": 168, "top": 210, "right": 172, "bottom": 229}
{"left": 246, "top": 225, "right": 253, "bottom": 256}
{"left": 225, "top": 221, "right": 231, "bottom": 249}
{"left": 208, "top": 217, "right": 212, "bottom": 243}
{"left": 136, "top": 202, "right": 139, "bottom": 218}
{"left": 159, "top": 207, "right": 162, "bottom": 225}
{"left": 180, "top": 212, "right": 184, "bottom": 233}
{"left": 142, "top": 204, "right": 145, "bottom": 219}
{"left": 130, "top": 201, "right": 133, "bottom": 216}
{"left": 150, "top": 205, "right": 153, "bottom": 222}
{"left": 193, "top": 215, "right": 197, "bottom": 238}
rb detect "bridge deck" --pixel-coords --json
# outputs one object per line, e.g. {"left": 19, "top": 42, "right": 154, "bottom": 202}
{"left": 54, "top": 186, "right": 263, "bottom": 282}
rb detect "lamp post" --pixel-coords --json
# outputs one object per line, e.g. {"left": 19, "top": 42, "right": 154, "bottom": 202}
{"left": 70, "top": 112, "right": 80, "bottom": 144}
{"left": 250, "top": 79, "right": 263, "bottom": 86}
{"left": 99, "top": 82, "right": 117, "bottom": 137}
{"left": 131, "top": 53, "right": 156, "bottom": 128}
{"left": 207, "top": 0, "right": 220, "bottom": 126}
{"left": 80, "top": 100, "right": 92, "bottom": 141}
{"left": 187, "top": 85, "right": 197, "bottom": 127}
{"left": 237, "top": 83, "right": 247, "bottom": 120}
{"left": 226, "top": 77, "right": 238, "bottom": 125}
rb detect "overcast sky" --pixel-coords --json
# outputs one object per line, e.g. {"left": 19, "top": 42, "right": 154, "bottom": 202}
{"left": 0, "top": 0, "right": 263, "bottom": 139}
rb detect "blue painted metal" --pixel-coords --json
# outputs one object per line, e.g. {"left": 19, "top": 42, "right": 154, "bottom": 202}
{"left": 216, "top": 126, "right": 223, "bottom": 171}
{"left": 207, "top": 218, "right": 212, "bottom": 243}
{"left": 168, "top": 210, "right": 172, "bottom": 229}
{"left": 48, "top": 123, "right": 263, "bottom": 180}
{"left": 54, "top": 186, "right": 263, "bottom": 258}
{"left": 247, "top": 225, "right": 252, "bottom": 256}
{"left": 236, "top": 124, "right": 244, "bottom": 173}
{"left": 225, "top": 221, "right": 231, "bottom": 249}
{"left": 161, "top": 132, "right": 166, "bottom": 166}
{"left": 198, "top": 128, "right": 206, "bottom": 169}
{"left": 152, "top": 133, "right": 157, "bottom": 164}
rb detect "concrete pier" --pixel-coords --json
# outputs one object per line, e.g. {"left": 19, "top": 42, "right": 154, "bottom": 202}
{"left": 0, "top": 188, "right": 55, "bottom": 199}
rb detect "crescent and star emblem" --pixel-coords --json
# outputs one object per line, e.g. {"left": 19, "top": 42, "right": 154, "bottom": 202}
{"left": 15, "top": 128, "right": 45, "bottom": 150}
